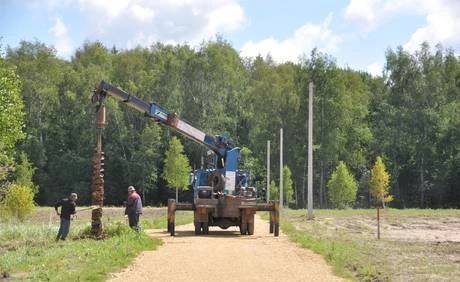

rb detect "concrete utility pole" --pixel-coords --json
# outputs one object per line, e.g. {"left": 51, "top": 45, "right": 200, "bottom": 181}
{"left": 280, "top": 128, "right": 284, "bottom": 210}
{"left": 267, "top": 140, "right": 270, "bottom": 203}
{"left": 307, "top": 82, "right": 314, "bottom": 220}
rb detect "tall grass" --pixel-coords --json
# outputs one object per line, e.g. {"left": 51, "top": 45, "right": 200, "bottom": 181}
{"left": 141, "top": 211, "right": 194, "bottom": 229}
{"left": 0, "top": 207, "right": 193, "bottom": 281}
{"left": 1, "top": 223, "right": 160, "bottom": 281}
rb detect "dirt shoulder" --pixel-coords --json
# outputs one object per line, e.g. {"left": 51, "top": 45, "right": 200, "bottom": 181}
{"left": 107, "top": 215, "right": 345, "bottom": 282}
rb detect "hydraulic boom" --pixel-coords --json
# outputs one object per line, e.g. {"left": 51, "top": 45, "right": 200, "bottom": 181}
{"left": 91, "top": 80, "right": 279, "bottom": 236}
{"left": 93, "top": 81, "right": 240, "bottom": 194}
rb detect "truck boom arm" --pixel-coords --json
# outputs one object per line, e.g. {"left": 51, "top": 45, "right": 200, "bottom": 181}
{"left": 94, "top": 81, "right": 233, "bottom": 156}
{"left": 93, "top": 81, "right": 240, "bottom": 193}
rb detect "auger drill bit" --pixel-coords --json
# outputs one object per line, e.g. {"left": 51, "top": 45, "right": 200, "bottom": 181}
{"left": 91, "top": 104, "right": 105, "bottom": 238}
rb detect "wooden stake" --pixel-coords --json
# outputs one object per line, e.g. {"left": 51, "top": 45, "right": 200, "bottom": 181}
{"left": 377, "top": 207, "right": 380, "bottom": 240}
{"left": 267, "top": 140, "right": 270, "bottom": 203}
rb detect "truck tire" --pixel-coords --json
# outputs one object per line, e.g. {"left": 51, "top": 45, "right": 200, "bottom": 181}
{"left": 247, "top": 221, "right": 254, "bottom": 235}
{"left": 194, "top": 222, "right": 201, "bottom": 235}
{"left": 240, "top": 223, "right": 247, "bottom": 235}
{"left": 202, "top": 222, "right": 209, "bottom": 234}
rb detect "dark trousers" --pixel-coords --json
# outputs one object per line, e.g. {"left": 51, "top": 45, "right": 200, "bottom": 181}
{"left": 128, "top": 213, "right": 140, "bottom": 232}
{"left": 57, "top": 218, "right": 71, "bottom": 240}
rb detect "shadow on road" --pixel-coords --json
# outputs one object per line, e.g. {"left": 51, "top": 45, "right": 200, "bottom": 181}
{"left": 152, "top": 229, "right": 266, "bottom": 239}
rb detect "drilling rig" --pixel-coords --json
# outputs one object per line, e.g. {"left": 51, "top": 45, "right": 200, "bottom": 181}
{"left": 91, "top": 81, "right": 279, "bottom": 236}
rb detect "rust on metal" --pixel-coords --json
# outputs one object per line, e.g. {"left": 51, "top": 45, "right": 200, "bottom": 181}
{"left": 167, "top": 199, "right": 176, "bottom": 235}
{"left": 96, "top": 105, "right": 106, "bottom": 129}
{"left": 171, "top": 196, "right": 279, "bottom": 237}
{"left": 165, "top": 112, "right": 178, "bottom": 127}
{"left": 91, "top": 104, "right": 105, "bottom": 238}
{"left": 272, "top": 201, "right": 280, "bottom": 236}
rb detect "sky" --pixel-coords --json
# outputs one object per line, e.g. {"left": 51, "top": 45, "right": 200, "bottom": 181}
{"left": 1, "top": 0, "right": 459, "bottom": 76}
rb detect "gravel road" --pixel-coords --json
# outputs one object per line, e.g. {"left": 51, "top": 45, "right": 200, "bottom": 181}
{"left": 107, "top": 215, "right": 345, "bottom": 282}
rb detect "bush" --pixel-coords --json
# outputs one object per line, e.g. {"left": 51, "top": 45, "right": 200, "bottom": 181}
{"left": 1, "top": 184, "right": 35, "bottom": 221}
{"left": 328, "top": 161, "right": 357, "bottom": 209}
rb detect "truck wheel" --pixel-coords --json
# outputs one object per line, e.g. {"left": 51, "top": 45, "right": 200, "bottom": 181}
{"left": 240, "top": 223, "right": 247, "bottom": 235}
{"left": 202, "top": 222, "right": 209, "bottom": 234}
{"left": 194, "top": 222, "right": 201, "bottom": 235}
{"left": 247, "top": 221, "right": 254, "bottom": 235}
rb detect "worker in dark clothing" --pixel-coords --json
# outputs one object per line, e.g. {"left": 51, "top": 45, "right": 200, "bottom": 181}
{"left": 54, "top": 193, "right": 78, "bottom": 241}
{"left": 125, "top": 186, "right": 143, "bottom": 232}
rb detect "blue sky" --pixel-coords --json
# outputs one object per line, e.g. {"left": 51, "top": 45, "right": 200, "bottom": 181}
{"left": 1, "top": 0, "right": 459, "bottom": 76}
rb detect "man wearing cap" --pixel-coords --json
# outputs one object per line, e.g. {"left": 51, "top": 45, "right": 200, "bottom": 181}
{"left": 54, "top": 193, "right": 78, "bottom": 241}
{"left": 125, "top": 186, "right": 143, "bottom": 232}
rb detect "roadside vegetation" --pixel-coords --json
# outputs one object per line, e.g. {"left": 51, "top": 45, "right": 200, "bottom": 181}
{"left": 265, "top": 209, "right": 460, "bottom": 281}
{"left": 0, "top": 207, "right": 192, "bottom": 281}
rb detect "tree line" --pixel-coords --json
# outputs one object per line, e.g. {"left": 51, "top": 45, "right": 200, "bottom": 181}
{"left": 0, "top": 39, "right": 459, "bottom": 208}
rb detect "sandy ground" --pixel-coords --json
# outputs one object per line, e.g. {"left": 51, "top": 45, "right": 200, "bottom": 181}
{"left": 324, "top": 215, "right": 460, "bottom": 242}
{"left": 107, "top": 215, "right": 346, "bottom": 282}
{"left": 385, "top": 217, "right": 460, "bottom": 242}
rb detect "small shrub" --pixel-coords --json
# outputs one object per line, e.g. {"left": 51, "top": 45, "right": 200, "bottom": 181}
{"left": 78, "top": 221, "right": 132, "bottom": 239}
{"left": 328, "top": 161, "right": 357, "bottom": 209}
{"left": 104, "top": 221, "right": 131, "bottom": 237}
{"left": 1, "top": 184, "right": 35, "bottom": 221}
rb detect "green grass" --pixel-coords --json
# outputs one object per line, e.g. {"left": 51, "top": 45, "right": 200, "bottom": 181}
{"left": 141, "top": 211, "right": 194, "bottom": 229}
{"left": 259, "top": 211, "right": 377, "bottom": 280}
{"left": 280, "top": 216, "right": 386, "bottom": 281}
{"left": 1, "top": 224, "right": 159, "bottom": 281}
{"left": 309, "top": 208, "right": 460, "bottom": 217}
{"left": 0, "top": 207, "right": 193, "bottom": 281}
{"left": 263, "top": 209, "right": 460, "bottom": 282}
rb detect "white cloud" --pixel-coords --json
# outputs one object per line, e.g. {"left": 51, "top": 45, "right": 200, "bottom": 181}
{"left": 404, "top": 2, "right": 460, "bottom": 52}
{"left": 49, "top": 17, "right": 73, "bottom": 57}
{"left": 76, "top": 0, "right": 247, "bottom": 48}
{"left": 130, "top": 5, "right": 155, "bottom": 23}
{"left": 367, "top": 62, "right": 382, "bottom": 77}
{"left": 240, "top": 14, "right": 342, "bottom": 63}
{"left": 344, "top": 0, "right": 383, "bottom": 30}
{"left": 344, "top": 0, "right": 460, "bottom": 52}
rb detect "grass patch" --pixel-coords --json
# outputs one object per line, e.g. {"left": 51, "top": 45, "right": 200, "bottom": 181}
{"left": 0, "top": 207, "right": 193, "bottom": 281}
{"left": 0, "top": 222, "right": 160, "bottom": 281}
{"left": 141, "top": 211, "right": 194, "bottom": 229}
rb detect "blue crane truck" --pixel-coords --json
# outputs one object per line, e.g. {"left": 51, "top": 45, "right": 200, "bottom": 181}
{"left": 92, "top": 81, "right": 279, "bottom": 236}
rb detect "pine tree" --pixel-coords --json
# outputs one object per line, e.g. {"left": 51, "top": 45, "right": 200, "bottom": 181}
{"left": 370, "top": 156, "right": 392, "bottom": 208}
{"left": 327, "top": 161, "right": 357, "bottom": 209}
{"left": 162, "top": 136, "right": 191, "bottom": 201}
